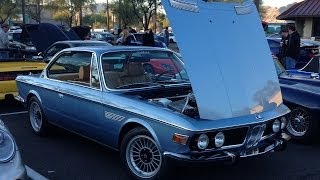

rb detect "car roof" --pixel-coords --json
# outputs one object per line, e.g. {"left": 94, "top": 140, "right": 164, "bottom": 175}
{"left": 61, "top": 46, "right": 170, "bottom": 54}
{"left": 53, "top": 40, "right": 110, "bottom": 44}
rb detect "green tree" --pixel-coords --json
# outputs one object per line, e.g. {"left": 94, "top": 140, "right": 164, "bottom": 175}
{"left": 130, "top": 0, "right": 160, "bottom": 30}
{"left": 109, "top": 0, "right": 139, "bottom": 28}
{"left": 83, "top": 13, "right": 106, "bottom": 27}
{"left": 48, "top": 0, "right": 93, "bottom": 27}
{"left": 25, "top": 0, "right": 48, "bottom": 22}
{"left": 0, "top": 0, "right": 18, "bottom": 24}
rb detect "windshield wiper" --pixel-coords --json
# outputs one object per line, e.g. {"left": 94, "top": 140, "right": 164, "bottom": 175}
{"left": 156, "top": 79, "right": 190, "bottom": 84}
{"left": 115, "top": 82, "right": 163, "bottom": 89}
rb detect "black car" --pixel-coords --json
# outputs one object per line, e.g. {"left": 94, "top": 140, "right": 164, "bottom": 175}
{"left": 273, "top": 57, "right": 320, "bottom": 142}
{"left": 39, "top": 40, "right": 112, "bottom": 61}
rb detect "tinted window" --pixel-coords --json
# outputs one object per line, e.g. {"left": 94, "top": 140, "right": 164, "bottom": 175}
{"left": 47, "top": 51, "right": 93, "bottom": 87}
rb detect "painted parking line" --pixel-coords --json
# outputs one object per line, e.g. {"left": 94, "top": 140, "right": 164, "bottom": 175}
{"left": 26, "top": 165, "right": 49, "bottom": 180}
{"left": 0, "top": 111, "right": 28, "bottom": 116}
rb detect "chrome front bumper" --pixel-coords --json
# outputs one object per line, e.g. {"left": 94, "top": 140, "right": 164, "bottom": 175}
{"left": 0, "top": 150, "right": 27, "bottom": 180}
{"left": 164, "top": 133, "right": 289, "bottom": 164}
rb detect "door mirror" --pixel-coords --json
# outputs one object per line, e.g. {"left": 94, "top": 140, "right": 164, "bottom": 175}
{"left": 311, "top": 73, "right": 319, "bottom": 79}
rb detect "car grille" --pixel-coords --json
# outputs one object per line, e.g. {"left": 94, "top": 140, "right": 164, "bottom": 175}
{"left": 189, "top": 127, "right": 248, "bottom": 151}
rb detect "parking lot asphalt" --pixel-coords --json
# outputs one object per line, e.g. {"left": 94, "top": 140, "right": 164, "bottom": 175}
{"left": 1, "top": 100, "right": 320, "bottom": 180}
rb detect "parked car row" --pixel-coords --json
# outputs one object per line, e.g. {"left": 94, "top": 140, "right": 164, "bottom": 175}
{"left": 4, "top": 1, "right": 320, "bottom": 179}
{"left": 10, "top": 1, "right": 294, "bottom": 179}
{"left": 267, "top": 38, "right": 319, "bottom": 68}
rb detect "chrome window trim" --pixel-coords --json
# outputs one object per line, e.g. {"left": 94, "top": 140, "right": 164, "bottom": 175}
{"left": 98, "top": 49, "right": 188, "bottom": 92}
{"left": 44, "top": 50, "right": 103, "bottom": 92}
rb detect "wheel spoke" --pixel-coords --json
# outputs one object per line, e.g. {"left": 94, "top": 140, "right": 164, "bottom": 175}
{"left": 126, "top": 135, "right": 162, "bottom": 178}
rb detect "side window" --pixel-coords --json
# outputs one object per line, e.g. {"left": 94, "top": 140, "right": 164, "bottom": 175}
{"left": 47, "top": 51, "right": 93, "bottom": 86}
{"left": 91, "top": 58, "right": 101, "bottom": 89}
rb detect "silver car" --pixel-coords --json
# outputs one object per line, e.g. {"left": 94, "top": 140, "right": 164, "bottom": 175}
{"left": 0, "top": 119, "right": 27, "bottom": 179}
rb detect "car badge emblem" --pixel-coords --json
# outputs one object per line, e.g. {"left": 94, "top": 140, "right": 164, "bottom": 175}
{"left": 255, "top": 114, "right": 263, "bottom": 120}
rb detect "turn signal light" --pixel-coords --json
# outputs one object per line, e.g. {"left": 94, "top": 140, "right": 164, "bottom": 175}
{"left": 172, "top": 133, "right": 189, "bottom": 145}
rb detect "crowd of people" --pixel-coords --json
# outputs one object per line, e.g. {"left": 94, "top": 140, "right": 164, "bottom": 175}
{"left": 278, "top": 25, "right": 301, "bottom": 70}
{"left": 118, "top": 26, "right": 170, "bottom": 47}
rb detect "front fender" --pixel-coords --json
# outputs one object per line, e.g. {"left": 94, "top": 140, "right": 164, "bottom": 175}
{"left": 27, "top": 90, "right": 42, "bottom": 104}
{"left": 281, "top": 85, "right": 320, "bottom": 110}
{"left": 119, "top": 118, "right": 163, "bottom": 151}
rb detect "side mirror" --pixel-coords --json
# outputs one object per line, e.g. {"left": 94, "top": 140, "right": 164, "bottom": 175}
{"left": 311, "top": 73, "right": 319, "bottom": 79}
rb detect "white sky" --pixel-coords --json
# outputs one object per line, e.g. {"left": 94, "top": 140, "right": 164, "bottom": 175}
{"left": 263, "top": 0, "right": 304, "bottom": 7}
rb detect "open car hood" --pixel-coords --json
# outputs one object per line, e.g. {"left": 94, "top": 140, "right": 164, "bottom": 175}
{"left": 162, "top": 0, "right": 282, "bottom": 120}
{"left": 21, "top": 23, "right": 81, "bottom": 52}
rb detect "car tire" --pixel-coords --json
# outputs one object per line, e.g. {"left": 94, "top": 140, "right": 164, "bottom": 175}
{"left": 28, "top": 96, "right": 50, "bottom": 136}
{"left": 286, "top": 107, "right": 318, "bottom": 143}
{"left": 120, "top": 127, "right": 169, "bottom": 180}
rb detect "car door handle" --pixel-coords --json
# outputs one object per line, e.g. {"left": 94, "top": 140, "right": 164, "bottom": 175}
{"left": 58, "top": 93, "right": 64, "bottom": 99}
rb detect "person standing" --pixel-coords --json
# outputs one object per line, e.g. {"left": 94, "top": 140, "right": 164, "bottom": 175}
{"left": 121, "top": 29, "right": 132, "bottom": 45}
{"left": 164, "top": 27, "right": 169, "bottom": 46}
{"left": 147, "top": 29, "right": 155, "bottom": 47}
{"left": 142, "top": 29, "right": 155, "bottom": 47}
{"left": 285, "top": 25, "right": 300, "bottom": 69}
{"left": 129, "top": 27, "right": 137, "bottom": 33}
{"left": 279, "top": 29, "right": 289, "bottom": 68}
{"left": 0, "top": 23, "right": 9, "bottom": 59}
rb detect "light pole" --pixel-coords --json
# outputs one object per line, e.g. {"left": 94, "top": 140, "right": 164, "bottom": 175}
{"left": 22, "top": 0, "right": 26, "bottom": 24}
{"left": 154, "top": 0, "right": 157, "bottom": 33}
{"left": 107, "top": 0, "right": 110, "bottom": 31}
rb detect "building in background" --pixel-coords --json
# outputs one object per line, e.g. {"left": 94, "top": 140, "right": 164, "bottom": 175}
{"left": 277, "top": 0, "right": 320, "bottom": 39}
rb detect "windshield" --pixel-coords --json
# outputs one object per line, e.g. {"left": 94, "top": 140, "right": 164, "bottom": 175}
{"left": 101, "top": 50, "right": 189, "bottom": 89}
{"left": 273, "top": 57, "right": 288, "bottom": 77}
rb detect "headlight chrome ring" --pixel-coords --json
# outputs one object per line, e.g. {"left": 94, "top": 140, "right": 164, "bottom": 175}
{"left": 272, "top": 119, "right": 281, "bottom": 133}
{"left": 0, "top": 130, "right": 15, "bottom": 162}
{"left": 197, "top": 134, "right": 209, "bottom": 150}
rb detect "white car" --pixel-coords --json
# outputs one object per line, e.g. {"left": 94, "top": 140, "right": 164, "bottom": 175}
{"left": 158, "top": 32, "right": 176, "bottom": 43}
{"left": 0, "top": 119, "right": 27, "bottom": 179}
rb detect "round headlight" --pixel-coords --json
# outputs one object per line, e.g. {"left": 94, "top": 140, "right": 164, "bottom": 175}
{"left": 214, "top": 132, "right": 225, "bottom": 148}
{"left": 272, "top": 119, "right": 281, "bottom": 133}
{"left": 280, "top": 117, "right": 287, "bottom": 129}
{"left": 0, "top": 130, "right": 15, "bottom": 162}
{"left": 197, "top": 134, "right": 209, "bottom": 150}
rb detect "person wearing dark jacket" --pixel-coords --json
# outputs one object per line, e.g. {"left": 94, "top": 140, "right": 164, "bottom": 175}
{"left": 279, "top": 29, "right": 289, "bottom": 68}
{"left": 285, "top": 25, "right": 300, "bottom": 69}
{"left": 142, "top": 29, "right": 155, "bottom": 47}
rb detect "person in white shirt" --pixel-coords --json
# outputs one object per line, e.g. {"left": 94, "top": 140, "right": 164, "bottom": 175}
{"left": 0, "top": 23, "right": 9, "bottom": 59}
